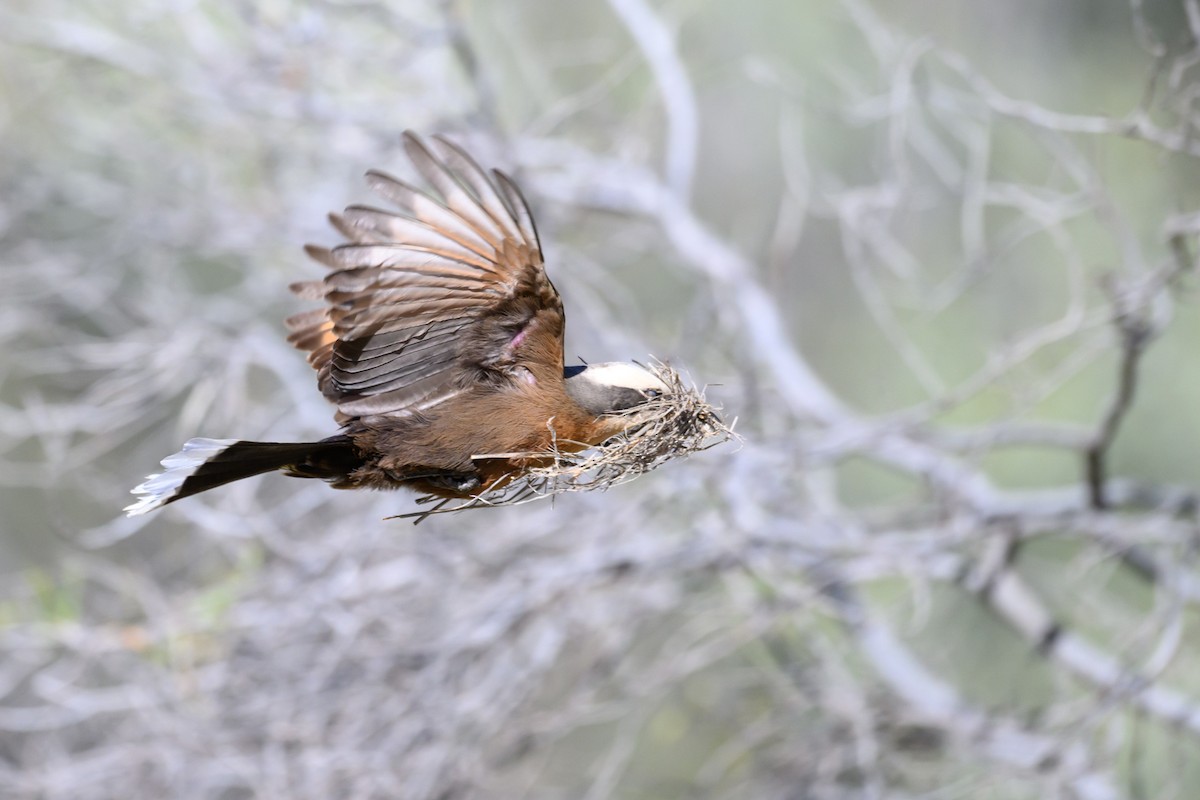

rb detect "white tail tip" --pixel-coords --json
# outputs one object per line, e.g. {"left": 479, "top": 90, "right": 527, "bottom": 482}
{"left": 124, "top": 438, "right": 238, "bottom": 516}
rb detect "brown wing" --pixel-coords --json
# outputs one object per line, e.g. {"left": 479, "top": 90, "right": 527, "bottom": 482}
{"left": 286, "top": 132, "right": 564, "bottom": 420}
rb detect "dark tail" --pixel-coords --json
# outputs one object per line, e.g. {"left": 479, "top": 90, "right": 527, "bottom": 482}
{"left": 126, "top": 436, "right": 358, "bottom": 516}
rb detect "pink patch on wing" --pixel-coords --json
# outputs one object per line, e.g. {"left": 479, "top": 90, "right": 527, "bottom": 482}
{"left": 509, "top": 323, "right": 530, "bottom": 350}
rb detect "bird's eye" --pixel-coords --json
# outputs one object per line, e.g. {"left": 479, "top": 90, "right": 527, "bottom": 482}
{"left": 644, "top": 389, "right": 662, "bottom": 399}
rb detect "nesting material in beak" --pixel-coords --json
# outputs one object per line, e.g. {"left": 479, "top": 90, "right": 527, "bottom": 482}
{"left": 393, "top": 361, "right": 737, "bottom": 521}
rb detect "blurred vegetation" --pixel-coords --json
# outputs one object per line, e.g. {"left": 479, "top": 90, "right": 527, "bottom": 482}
{"left": 2, "top": 0, "right": 1200, "bottom": 798}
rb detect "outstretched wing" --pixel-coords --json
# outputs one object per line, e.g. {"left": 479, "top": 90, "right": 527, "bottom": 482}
{"left": 287, "top": 132, "right": 564, "bottom": 420}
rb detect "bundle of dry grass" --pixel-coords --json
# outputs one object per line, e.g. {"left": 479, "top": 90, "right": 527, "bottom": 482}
{"left": 395, "top": 362, "right": 736, "bottom": 521}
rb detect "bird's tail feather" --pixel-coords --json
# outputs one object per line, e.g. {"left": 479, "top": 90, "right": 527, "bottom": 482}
{"left": 125, "top": 437, "right": 357, "bottom": 516}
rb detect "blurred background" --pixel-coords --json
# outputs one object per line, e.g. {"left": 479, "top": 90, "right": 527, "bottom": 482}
{"left": 3, "top": 0, "right": 1200, "bottom": 797}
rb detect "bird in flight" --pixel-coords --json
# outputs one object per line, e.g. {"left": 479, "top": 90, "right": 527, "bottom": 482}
{"left": 126, "top": 132, "right": 672, "bottom": 516}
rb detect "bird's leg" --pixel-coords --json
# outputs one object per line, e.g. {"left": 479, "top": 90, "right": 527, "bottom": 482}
{"left": 424, "top": 473, "right": 483, "bottom": 493}
{"left": 392, "top": 468, "right": 483, "bottom": 494}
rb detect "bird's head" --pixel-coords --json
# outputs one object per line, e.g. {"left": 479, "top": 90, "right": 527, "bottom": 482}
{"left": 564, "top": 362, "right": 670, "bottom": 443}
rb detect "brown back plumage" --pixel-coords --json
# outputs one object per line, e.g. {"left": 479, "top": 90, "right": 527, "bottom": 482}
{"left": 286, "top": 132, "right": 565, "bottom": 423}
